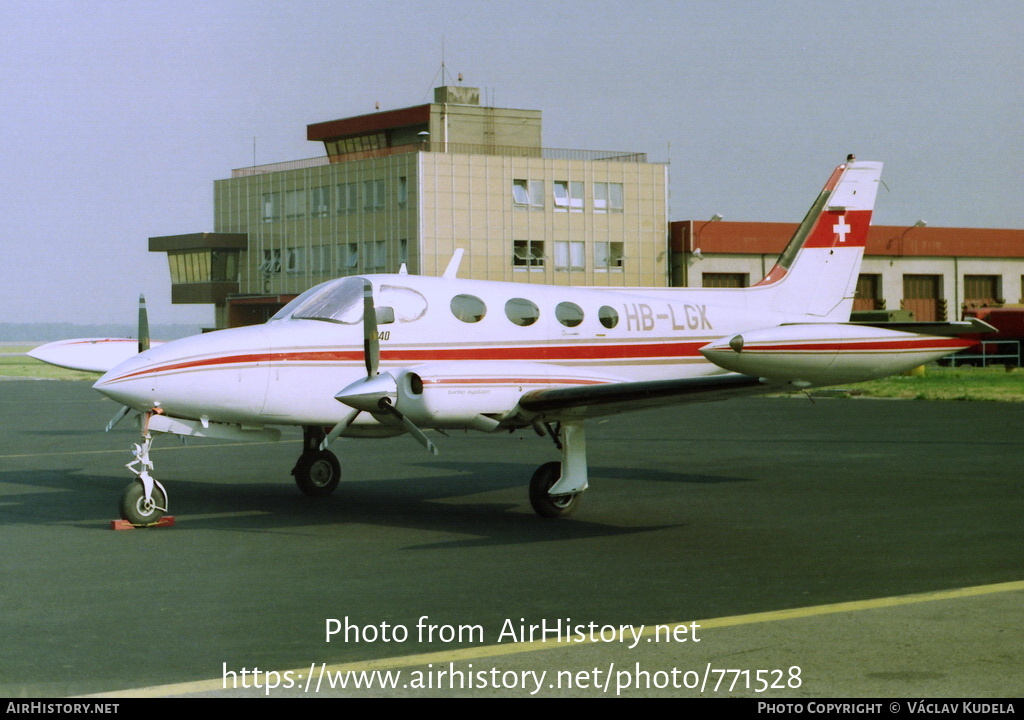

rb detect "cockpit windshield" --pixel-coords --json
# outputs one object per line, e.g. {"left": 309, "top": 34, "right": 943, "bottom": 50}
{"left": 270, "top": 276, "right": 365, "bottom": 324}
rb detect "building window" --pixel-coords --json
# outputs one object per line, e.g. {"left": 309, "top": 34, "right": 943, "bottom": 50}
{"left": 553, "top": 181, "right": 584, "bottom": 212}
{"left": 702, "top": 272, "right": 749, "bottom": 288}
{"left": 259, "top": 249, "right": 281, "bottom": 274}
{"left": 554, "top": 241, "right": 585, "bottom": 271}
{"left": 310, "top": 186, "right": 331, "bottom": 217}
{"left": 373, "top": 240, "right": 387, "bottom": 270}
{"left": 168, "top": 251, "right": 212, "bottom": 284}
{"left": 285, "top": 189, "right": 306, "bottom": 219}
{"left": 512, "top": 179, "right": 544, "bottom": 210}
{"left": 595, "top": 241, "right": 624, "bottom": 270}
{"left": 594, "top": 183, "right": 608, "bottom": 213}
{"left": 309, "top": 245, "right": 331, "bottom": 274}
{"left": 285, "top": 247, "right": 305, "bottom": 273}
{"left": 398, "top": 176, "right": 408, "bottom": 208}
{"left": 569, "top": 181, "right": 583, "bottom": 212}
{"left": 328, "top": 132, "right": 387, "bottom": 156}
{"left": 608, "top": 183, "right": 624, "bottom": 213}
{"left": 398, "top": 238, "right": 408, "bottom": 266}
{"left": 336, "top": 183, "right": 358, "bottom": 213}
{"left": 594, "top": 183, "right": 623, "bottom": 212}
{"left": 513, "top": 240, "right": 545, "bottom": 268}
{"left": 553, "top": 181, "right": 568, "bottom": 211}
{"left": 338, "top": 243, "right": 359, "bottom": 271}
{"left": 363, "top": 180, "right": 385, "bottom": 211}
{"left": 261, "top": 192, "right": 280, "bottom": 222}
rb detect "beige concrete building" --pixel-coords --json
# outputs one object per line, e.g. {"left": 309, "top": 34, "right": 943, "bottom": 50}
{"left": 152, "top": 86, "right": 668, "bottom": 328}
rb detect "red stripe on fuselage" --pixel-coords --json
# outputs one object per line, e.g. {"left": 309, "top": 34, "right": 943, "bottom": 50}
{"left": 101, "top": 341, "right": 709, "bottom": 384}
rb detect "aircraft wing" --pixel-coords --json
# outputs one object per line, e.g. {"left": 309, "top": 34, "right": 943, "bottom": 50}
{"left": 516, "top": 373, "right": 771, "bottom": 420}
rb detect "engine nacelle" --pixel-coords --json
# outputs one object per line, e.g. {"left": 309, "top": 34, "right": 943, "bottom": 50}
{"left": 700, "top": 323, "right": 975, "bottom": 386}
{"left": 393, "top": 361, "right": 626, "bottom": 430}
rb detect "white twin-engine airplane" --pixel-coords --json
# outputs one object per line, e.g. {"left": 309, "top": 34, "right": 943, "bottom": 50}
{"left": 32, "top": 159, "right": 984, "bottom": 526}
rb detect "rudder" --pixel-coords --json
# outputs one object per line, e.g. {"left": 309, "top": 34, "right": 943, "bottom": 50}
{"left": 754, "top": 159, "right": 883, "bottom": 320}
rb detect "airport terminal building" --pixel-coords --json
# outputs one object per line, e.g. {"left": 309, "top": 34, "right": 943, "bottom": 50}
{"left": 151, "top": 85, "right": 668, "bottom": 328}
{"left": 149, "top": 85, "right": 1024, "bottom": 329}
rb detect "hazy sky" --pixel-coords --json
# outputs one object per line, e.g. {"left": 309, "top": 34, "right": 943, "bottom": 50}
{"left": 2, "top": 0, "right": 1021, "bottom": 325}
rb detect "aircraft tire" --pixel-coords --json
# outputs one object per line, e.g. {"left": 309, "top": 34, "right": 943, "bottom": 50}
{"left": 293, "top": 450, "right": 341, "bottom": 496}
{"left": 529, "top": 461, "right": 581, "bottom": 518}
{"left": 119, "top": 481, "right": 167, "bottom": 526}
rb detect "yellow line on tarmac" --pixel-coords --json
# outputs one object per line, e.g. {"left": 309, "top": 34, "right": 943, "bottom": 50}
{"left": 84, "top": 578, "right": 1024, "bottom": 698}
{"left": 0, "top": 439, "right": 298, "bottom": 460}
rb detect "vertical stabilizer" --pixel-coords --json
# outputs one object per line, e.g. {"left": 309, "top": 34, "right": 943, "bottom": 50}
{"left": 754, "top": 159, "right": 883, "bottom": 320}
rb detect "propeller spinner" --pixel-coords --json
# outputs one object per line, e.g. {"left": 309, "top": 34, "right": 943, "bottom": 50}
{"left": 326, "top": 279, "right": 438, "bottom": 455}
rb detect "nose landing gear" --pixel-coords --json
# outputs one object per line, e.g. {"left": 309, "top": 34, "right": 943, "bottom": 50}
{"left": 119, "top": 417, "right": 170, "bottom": 527}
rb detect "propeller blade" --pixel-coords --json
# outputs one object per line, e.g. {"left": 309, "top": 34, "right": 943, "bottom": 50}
{"left": 105, "top": 404, "right": 132, "bottom": 432}
{"left": 319, "top": 407, "right": 360, "bottom": 451}
{"left": 137, "top": 294, "right": 150, "bottom": 354}
{"left": 362, "top": 279, "right": 379, "bottom": 378}
{"left": 379, "top": 399, "right": 439, "bottom": 456}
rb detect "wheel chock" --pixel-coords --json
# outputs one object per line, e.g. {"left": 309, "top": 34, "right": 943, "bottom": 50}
{"left": 110, "top": 516, "right": 176, "bottom": 530}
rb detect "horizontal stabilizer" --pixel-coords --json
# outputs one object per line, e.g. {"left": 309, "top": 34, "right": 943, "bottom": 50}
{"left": 846, "top": 318, "right": 997, "bottom": 337}
{"left": 701, "top": 323, "right": 977, "bottom": 384}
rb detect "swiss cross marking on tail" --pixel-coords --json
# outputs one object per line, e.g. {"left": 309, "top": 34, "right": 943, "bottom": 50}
{"left": 833, "top": 215, "right": 851, "bottom": 243}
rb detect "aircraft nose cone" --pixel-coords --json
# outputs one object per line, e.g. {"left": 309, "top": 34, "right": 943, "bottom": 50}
{"left": 93, "top": 353, "right": 157, "bottom": 409}
{"left": 92, "top": 325, "right": 272, "bottom": 420}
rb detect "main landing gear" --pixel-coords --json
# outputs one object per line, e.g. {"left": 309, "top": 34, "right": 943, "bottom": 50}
{"left": 529, "top": 422, "right": 588, "bottom": 518}
{"left": 292, "top": 426, "right": 342, "bottom": 496}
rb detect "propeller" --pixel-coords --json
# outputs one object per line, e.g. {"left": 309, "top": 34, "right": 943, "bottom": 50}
{"left": 138, "top": 294, "right": 150, "bottom": 354}
{"left": 108, "top": 294, "right": 151, "bottom": 432}
{"left": 377, "top": 398, "right": 438, "bottom": 455}
{"left": 324, "top": 279, "right": 439, "bottom": 455}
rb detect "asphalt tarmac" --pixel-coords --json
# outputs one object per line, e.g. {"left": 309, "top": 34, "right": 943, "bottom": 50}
{"left": 1, "top": 380, "right": 1022, "bottom": 698}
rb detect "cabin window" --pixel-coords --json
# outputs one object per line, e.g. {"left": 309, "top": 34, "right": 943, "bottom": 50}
{"left": 505, "top": 298, "right": 540, "bottom": 327}
{"left": 284, "top": 276, "right": 365, "bottom": 324}
{"left": 555, "top": 302, "right": 584, "bottom": 328}
{"left": 598, "top": 306, "right": 619, "bottom": 329}
{"left": 451, "top": 294, "right": 487, "bottom": 323}
{"left": 378, "top": 285, "right": 427, "bottom": 322}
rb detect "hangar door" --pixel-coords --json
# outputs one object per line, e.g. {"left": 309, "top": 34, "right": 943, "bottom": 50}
{"left": 963, "top": 275, "right": 1001, "bottom": 310}
{"left": 853, "top": 274, "right": 883, "bottom": 311}
{"left": 902, "top": 275, "right": 945, "bottom": 321}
